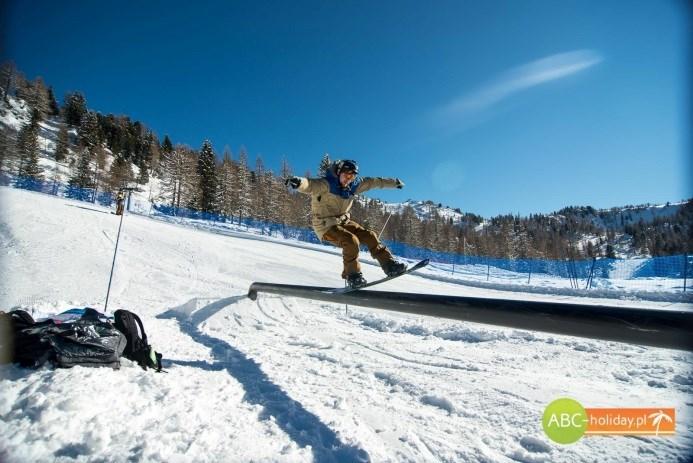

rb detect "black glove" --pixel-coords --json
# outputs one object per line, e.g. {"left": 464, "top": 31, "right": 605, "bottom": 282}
{"left": 395, "top": 178, "right": 404, "bottom": 189}
{"left": 285, "top": 177, "right": 301, "bottom": 189}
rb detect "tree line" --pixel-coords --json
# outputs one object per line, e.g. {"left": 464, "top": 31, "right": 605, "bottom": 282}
{"left": 1, "top": 61, "right": 690, "bottom": 260}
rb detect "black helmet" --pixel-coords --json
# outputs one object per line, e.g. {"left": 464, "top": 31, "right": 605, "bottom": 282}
{"left": 337, "top": 159, "right": 359, "bottom": 175}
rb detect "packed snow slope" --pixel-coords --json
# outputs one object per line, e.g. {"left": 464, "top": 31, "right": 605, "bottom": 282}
{"left": 0, "top": 187, "right": 692, "bottom": 463}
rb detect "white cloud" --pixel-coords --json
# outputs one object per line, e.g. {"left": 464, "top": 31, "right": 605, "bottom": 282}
{"left": 432, "top": 50, "right": 603, "bottom": 128}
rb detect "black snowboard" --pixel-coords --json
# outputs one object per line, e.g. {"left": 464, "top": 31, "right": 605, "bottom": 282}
{"left": 326, "top": 259, "right": 430, "bottom": 294}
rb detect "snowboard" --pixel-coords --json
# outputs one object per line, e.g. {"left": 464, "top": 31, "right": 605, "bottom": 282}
{"left": 327, "top": 259, "right": 430, "bottom": 294}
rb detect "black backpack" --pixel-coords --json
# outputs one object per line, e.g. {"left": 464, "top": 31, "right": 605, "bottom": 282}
{"left": 2, "top": 308, "right": 126, "bottom": 369}
{"left": 0, "top": 310, "right": 47, "bottom": 366}
{"left": 113, "top": 310, "right": 163, "bottom": 372}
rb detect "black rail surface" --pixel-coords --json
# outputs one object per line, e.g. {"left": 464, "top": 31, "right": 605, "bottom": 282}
{"left": 247, "top": 283, "right": 693, "bottom": 351}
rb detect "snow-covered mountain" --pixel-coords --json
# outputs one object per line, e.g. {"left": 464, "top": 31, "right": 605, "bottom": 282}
{"left": 383, "top": 199, "right": 468, "bottom": 224}
{"left": 382, "top": 197, "right": 687, "bottom": 239}
{"left": 552, "top": 203, "right": 686, "bottom": 230}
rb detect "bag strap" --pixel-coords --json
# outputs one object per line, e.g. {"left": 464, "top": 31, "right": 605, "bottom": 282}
{"left": 11, "top": 310, "right": 35, "bottom": 326}
{"left": 130, "top": 312, "right": 148, "bottom": 345}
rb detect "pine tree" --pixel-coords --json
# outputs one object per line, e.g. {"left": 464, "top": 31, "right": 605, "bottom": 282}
{"left": 258, "top": 170, "right": 276, "bottom": 223}
{"left": 29, "top": 77, "right": 50, "bottom": 118}
{"left": 15, "top": 110, "right": 43, "bottom": 180}
{"left": 68, "top": 111, "right": 101, "bottom": 191}
{"left": 161, "top": 135, "right": 174, "bottom": 155}
{"left": 217, "top": 148, "right": 237, "bottom": 217}
{"left": 253, "top": 155, "right": 268, "bottom": 220}
{"left": 137, "top": 159, "right": 149, "bottom": 185}
{"left": 318, "top": 153, "right": 331, "bottom": 177}
{"left": 64, "top": 92, "right": 87, "bottom": 126}
{"left": 144, "top": 132, "right": 161, "bottom": 177}
{"left": 196, "top": 140, "right": 218, "bottom": 212}
{"left": 0, "top": 61, "right": 17, "bottom": 102}
{"left": 235, "top": 147, "right": 252, "bottom": 222}
{"left": 54, "top": 124, "right": 70, "bottom": 162}
{"left": 160, "top": 146, "right": 196, "bottom": 209}
{"left": 107, "top": 154, "right": 134, "bottom": 191}
{"left": 69, "top": 147, "right": 94, "bottom": 188}
{"left": 47, "top": 86, "right": 60, "bottom": 116}
{"left": 397, "top": 205, "right": 423, "bottom": 248}
{"left": 0, "top": 128, "right": 12, "bottom": 172}
{"left": 14, "top": 72, "right": 32, "bottom": 105}
{"left": 512, "top": 226, "right": 533, "bottom": 259}
{"left": 78, "top": 111, "right": 100, "bottom": 149}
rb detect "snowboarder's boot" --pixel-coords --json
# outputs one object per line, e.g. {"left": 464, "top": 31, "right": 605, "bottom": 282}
{"left": 382, "top": 260, "right": 407, "bottom": 277}
{"left": 346, "top": 272, "right": 368, "bottom": 289}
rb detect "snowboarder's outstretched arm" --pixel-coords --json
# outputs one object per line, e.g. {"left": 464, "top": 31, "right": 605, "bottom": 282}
{"left": 356, "top": 177, "right": 404, "bottom": 194}
{"left": 285, "top": 177, "right": 328, "bottom": 195}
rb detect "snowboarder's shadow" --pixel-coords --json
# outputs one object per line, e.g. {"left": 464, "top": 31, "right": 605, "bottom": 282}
{"left": 159, "top": 297, "right": 369, "bottom": 463}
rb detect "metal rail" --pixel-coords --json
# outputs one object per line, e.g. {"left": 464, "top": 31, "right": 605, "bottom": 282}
{"left": 247, "top": 283, "right": 693, "bottom": 351}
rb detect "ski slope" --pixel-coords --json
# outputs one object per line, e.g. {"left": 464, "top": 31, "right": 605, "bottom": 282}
{"left": 0, "top": 186, "right": 691, "bottom": 463}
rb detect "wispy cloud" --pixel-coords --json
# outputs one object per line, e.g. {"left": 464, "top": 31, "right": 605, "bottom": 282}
{"left": 431, "top": 50, "right": 603, "bottom": 129}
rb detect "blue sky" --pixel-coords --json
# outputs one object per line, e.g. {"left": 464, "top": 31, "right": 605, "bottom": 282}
{"left": 3, "top": 0, "right": 690, "bottom": 216}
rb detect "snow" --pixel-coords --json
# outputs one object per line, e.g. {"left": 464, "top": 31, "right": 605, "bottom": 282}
{"left": 0, "top": 96, "right": 31, "bottom": 132}
{"left": 1, "top": 186, "right": 692, "bottom": 462}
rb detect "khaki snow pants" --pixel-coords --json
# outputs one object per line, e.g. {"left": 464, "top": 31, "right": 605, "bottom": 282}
{"left": 322, "top": 220, "right": 394, "bottom": 278}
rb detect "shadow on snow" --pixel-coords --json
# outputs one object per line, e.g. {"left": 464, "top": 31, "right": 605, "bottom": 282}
{"left": 159, "top": 296, "right": 369, "bottom": 463}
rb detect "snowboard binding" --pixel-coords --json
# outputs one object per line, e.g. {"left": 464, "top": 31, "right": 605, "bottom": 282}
{"left": 346, "top": 272, "right": 368, "bottom": 289}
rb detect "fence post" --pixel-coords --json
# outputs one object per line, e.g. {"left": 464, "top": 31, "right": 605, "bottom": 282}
{"left": 684, "top": 254, "right": 689, "bottom": 293}
{"left": 566, "top": 259, "right": 575, "bottom": 289}
{"left": 487, "top": 258, "right": 490, "bottom": 282}
{"left": 572, "top": 259, "right": 579, "bottom": 289}
{"left": 586, "top": 257, "right": 596, "bottom": 290}
{"left": 527, "top": 259, "right": 532, "bottom": 285}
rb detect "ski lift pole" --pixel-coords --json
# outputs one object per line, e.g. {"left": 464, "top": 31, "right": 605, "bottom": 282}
{"left": 104, "top": 209, "right": 125, "bottom": 312}
{"left": 377, "top": 212, "right": 393, "bottom": 240}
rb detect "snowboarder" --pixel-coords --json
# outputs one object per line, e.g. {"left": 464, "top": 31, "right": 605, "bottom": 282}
{"left": 285, "top": 159, "right": 407, "bottom": 288}
{"left": 115, "top": 190, "right": 125, "bottom": 215}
